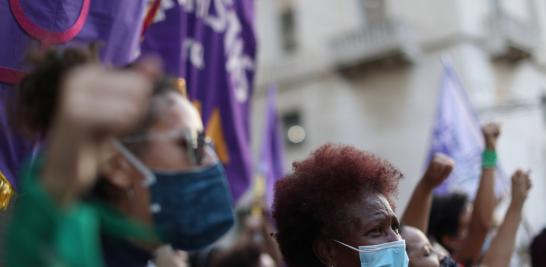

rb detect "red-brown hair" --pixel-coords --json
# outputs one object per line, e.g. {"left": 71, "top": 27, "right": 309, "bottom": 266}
{"left": 272, "top": 144, "right": 402, "bottom": 267}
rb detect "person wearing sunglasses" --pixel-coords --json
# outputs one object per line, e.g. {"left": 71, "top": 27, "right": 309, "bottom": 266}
{"left": 6, "top": 48, "right": 234, "bottom": 267}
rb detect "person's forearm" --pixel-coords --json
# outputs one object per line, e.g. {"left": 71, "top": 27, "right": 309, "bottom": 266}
{"left": 41, "top": 119, "right": 95, "bottom": 207}
{"left": 402, "top": 180, "right": 434, "bottom": 232}
{"left": 454, "top": 157, "right": 496, "bottom": 261}
{"left": 474, "top": 167, "right": 496, "bottom": 230}
{"left": 481, "top": 204, "right": 523, "bottom": 267}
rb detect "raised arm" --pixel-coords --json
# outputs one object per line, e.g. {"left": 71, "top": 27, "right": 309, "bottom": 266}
{"left": 454, "top": 123, "right": 500, "bottom": 263}
{"left": 481, "top": 170, "right": 531, "bottom": 267}
{"left": 6, "top": 61, "right": 156, "bottom": 267}
{"left": 42, "top": 65, "right": 153, "bottom": 206}
{"left": 402, "top": 153, "right": 454, "bottom": 232}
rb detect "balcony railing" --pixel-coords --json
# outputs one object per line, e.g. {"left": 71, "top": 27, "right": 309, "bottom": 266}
{"left": 485, "top": 12, "right": 539, "bottom": 58}
{"left": 329, "top": 19, "right": 418, "bottom": 68}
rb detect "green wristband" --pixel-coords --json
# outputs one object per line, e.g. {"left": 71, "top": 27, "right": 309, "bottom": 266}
{"left": 482, "top": 150, "right": 497, "bottom": 169}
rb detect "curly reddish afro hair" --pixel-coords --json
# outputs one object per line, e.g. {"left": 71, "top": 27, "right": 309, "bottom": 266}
{"left": 272, "top": 144, "right": 402, "bottom": 267}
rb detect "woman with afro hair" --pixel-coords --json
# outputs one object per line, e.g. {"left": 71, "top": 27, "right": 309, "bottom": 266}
{"left": 273, "top": 144, "right": 407, "bottom": 267}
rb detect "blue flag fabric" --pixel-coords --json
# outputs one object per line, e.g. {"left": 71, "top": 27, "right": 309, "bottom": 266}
{"left": 141, "top": 0, "right": 257, "bottom": 202}
{"left": 260, "top": 86, "right": 285, "bottom": 207}
{"left": 429, "top": 60, "right": 508, "bottom": 198}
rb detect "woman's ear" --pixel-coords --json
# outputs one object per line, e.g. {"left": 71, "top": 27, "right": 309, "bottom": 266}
{"left": 313, "top": 238, "right": 335, "bottom": 267}
{"left": 100, "top": 152, "right": 133, "bottom": 189}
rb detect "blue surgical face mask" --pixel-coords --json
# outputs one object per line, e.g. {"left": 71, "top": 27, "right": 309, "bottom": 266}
{"left": 114, "top": 142, "right": 235, "bottom": 251}
{"left": 334, "top": 240, "right": 409, "bottom": 267}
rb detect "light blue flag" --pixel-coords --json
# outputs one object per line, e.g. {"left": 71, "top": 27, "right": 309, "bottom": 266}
{"left": 428, "top": 59, "right": 508, "bottom": 198}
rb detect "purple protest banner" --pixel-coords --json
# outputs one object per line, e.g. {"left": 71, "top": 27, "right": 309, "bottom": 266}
{"left": 141, "top": 0, "right": 257, "bottom": 202}
{"left": 259, "top": 86, "right": 285, "bottom": 208}
{"left": 428, "top": 59, "right": 508, "bottom": 198}
{"left": 0, "top": 0, "right": 148, "bottom": 192}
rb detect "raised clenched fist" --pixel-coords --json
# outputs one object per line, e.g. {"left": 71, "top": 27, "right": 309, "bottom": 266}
{"left": 422, "top": 153, "right": 455, "bottom": 189}
{"left": 59, "top": 65, "right": 153, "bottom": 138}
{"left": 482, "top": 123, "right": 501, "bottom": 150}
{"left": 510, "top": 169, "right": 532, "bottom": 208}
{"left": 44, "top": 59, "right": 160, "bottom": 201}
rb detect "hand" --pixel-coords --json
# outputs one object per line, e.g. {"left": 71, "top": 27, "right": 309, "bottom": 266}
{"left": 422, "top": 153, "right": 455, "bottom": 189}
{"left": 482, "top": 123, "right": 500, "bottom": 150}
{"left": 42, "top": 60, "right": 159, "bottom": 205}
{"left": 510, "top": 170, "right": 532, "bottom": 208}
{"left": 154, "top": 246, "right": 189, "bottom": 267}
{"left": 59, "top": 65, "right": 153, "bottom": 139}
{"left": 60, "top": 64, "right": 153, "bottom": 186}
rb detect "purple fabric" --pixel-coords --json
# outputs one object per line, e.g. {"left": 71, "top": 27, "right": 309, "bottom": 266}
{"left": 141, "top": 0, "right": 257, "bottom": 202}
{"left": 0, "top": 84, "right": 36, "bottom": 188}
{"left": 428, "top": 61, "right": 508, "bottom": 199}
{"left": 0, "top": 0, "right": 147, "bottom": 188}
{"left": 19, "top": 0, "right": 83, "bottom": 32}
{"left": 260, "top": 86, "right": 285, "bottom": 208}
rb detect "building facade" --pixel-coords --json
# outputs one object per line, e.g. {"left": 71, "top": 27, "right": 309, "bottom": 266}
{"left": 252, "top": 1, "right": 546, "bottom": 265}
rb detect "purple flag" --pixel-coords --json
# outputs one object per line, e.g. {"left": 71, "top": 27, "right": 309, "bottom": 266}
{"left": 0, "top": 0, "right": 148, "bottom": 188}
{"left": 428, "top": 60, "right": 508, "bottom": 198}
{"left": 140, "top": 0, "right": 257, "bottom": 202}
{"left": 260, "top": 86, "right": 285, "bottom": 208}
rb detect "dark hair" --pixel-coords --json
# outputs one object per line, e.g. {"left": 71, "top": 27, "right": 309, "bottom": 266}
{"left": 272, "top": 144, "right": 402, "bottom": 267}
{"left": 427, "top": 192, "right": 469, "bottom": 250}
{"left": 531, "top": 228, "right": 546, "bottom": 267}
{"left": 11, "top": 45, "right": 99, "bottom": 139}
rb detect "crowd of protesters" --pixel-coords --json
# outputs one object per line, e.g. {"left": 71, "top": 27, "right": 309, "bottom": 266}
{"left": 0, "top": 44, "right": 544, "bottom": 267}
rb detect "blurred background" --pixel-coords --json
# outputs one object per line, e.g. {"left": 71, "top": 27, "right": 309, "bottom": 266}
{"left": 0, "top": 0, "right": 544, "bottom": 266}
{"left": 250, "top": 1, "right": 546, "bottom": 264}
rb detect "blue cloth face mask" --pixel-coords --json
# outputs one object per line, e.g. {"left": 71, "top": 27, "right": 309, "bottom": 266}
{"left": 334, "top": 240, "right": 409, "bottom": 267}
{"left": 114, "top": 141, "right": 235, "bottom": 251}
